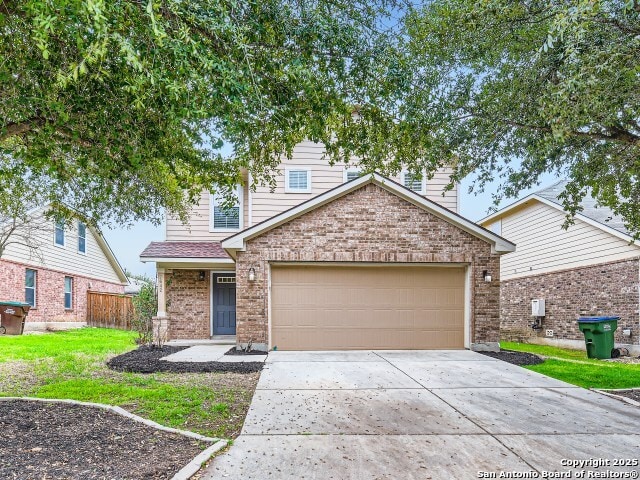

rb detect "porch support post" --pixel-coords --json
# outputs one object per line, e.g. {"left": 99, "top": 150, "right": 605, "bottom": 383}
{"left": 153, "top": 267, "right": 169, "bottom": 343}
{"left": 156, "top": 268, "right": 167, "bottom": 318}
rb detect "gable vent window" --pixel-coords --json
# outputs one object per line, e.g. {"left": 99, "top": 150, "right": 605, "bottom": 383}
{"left": 211, "top": 186, "right": 243, "bottom": 231}
{"left": 402, "top": 172, "right": 425, "bottom": 194}
{"left": 344, "top": 169, "right": 362, "bottom": 182}
{"left": 285, "top": 169, "right": 311, "bottom": 193}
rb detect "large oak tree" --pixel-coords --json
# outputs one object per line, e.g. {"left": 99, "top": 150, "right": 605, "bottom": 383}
{"left": 1, "top": 0, "right": 405, "bottom": 227}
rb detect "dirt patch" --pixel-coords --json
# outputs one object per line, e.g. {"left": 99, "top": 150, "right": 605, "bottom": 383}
{"left": 225, "top": 347, "right": 268, "bottom": 356}
{"left": 479, "top": 350, "right": 544, "bottom": 366}
{"left": 602, "top": 356, "right": 640, "bottom": 364}
{"left": 0, "top": 399, "right": 209, "bottom": 480}
{"left": 107, "top": 345, "right": 264, "bottom": 374}
{"left": 0, "top": 361, "right": 41, "bottom": 395}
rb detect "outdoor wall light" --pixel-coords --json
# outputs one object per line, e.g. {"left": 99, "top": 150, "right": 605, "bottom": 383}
{"left": 483, "top": 270, "right": 492, "bottom": 282}
{"left": 198, "top": 271, "right": 206, "bottom": 281}
{"left": 248, "top": 267, "right": 256, "bottom": 282}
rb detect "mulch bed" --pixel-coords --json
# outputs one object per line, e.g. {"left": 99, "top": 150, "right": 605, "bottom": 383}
{"left": 107, "top": 345, "right": 263, "bottom": 374}
{"left": 479, "top": 349, "right": 545, "bottom": 366}
{"left": 0, "top": 400, "right": 208, "bottom": 480}
{"left": 612, "top": 390, "right": 640, "bottom": 403}
{"left": 225, "top": 347, "right": 268, "bottom": 356}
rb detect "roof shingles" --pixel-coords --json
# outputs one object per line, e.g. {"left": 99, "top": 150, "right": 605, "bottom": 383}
{"left": 140, "top": 241, "right": 229, "bottom": 259}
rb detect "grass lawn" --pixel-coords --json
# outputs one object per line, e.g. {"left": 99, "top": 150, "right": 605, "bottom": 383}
{"left": 502, "top": 341, "right": 640, "bottom": 390}
{"left": 0, "top": 328, "right": 259, "bottom": 438}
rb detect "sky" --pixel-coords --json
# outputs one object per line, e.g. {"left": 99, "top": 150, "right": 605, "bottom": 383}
{"left": 103, "top": 170, "right": 561, "bottom": 279}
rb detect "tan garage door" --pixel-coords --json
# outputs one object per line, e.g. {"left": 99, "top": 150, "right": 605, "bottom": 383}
{"left": 270, "top": 265, "right": 465, "bottom": 350}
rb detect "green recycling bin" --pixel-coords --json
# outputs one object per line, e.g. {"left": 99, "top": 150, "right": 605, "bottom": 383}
{"left": 577, "top": 316, "right": 619, "bottom": 359}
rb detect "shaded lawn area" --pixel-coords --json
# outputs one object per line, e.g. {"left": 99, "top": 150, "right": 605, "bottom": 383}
{"left": 0, "top": 328, "right": 259, "bottom": 438}
{"left": 501, "top": 341, "right": 640, "bottom": 390}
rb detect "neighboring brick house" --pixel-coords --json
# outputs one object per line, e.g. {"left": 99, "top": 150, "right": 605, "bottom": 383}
{"left": 141, "top": 142, "right": 515, "bottom": 351}
{"left": 479, "top": 181, "right": 640, "bottom": 354}
{"left": 0, "top": 206, "right": 128, "bottom": 331}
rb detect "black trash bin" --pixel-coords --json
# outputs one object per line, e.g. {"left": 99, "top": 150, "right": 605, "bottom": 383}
{"left": 0, "top": 301, "right": 31, "bottom": 335}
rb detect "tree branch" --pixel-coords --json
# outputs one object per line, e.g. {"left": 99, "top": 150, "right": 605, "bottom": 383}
{"left": 0, "top": 117, "right": 46, "bottom": 141}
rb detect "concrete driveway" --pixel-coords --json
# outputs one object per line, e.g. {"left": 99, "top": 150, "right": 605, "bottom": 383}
{"left": 204, "top": 350, "right": 640, "bottom": 479}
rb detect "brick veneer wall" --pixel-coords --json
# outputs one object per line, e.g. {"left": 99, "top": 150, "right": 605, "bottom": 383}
{"left": 500, "top": 258, "right": 640, "bottom": 345}
{"left": 0, "top": 259, "right": 124, "bottom": 323}
{"left": 166, "top": 270, "right": 210, "bottom": 339}
{"left": 235, "top": 183, "right": 501, "bottom": 350}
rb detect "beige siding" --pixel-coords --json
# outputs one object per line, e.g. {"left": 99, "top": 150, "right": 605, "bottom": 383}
{"left": 494, "top": 201, "right": 640, "bottom": 280}
{"left": 2, "top": 209, "right": 123, "bottom": 284}
{"left": 166, "top": 141, "right": 459, "bottom": 239}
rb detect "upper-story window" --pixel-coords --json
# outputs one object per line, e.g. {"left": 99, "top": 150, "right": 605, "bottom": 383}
{"left": 285, "top": 168, "right": 312, "bottom": 193}
{"left": 402, "top": 171, "right": 425, "bottom": 194}
{"left": 343, "top": 169, "right": 362, "bottom": 182}
{"left": 54, "top": 220, "right": 65, "bottom": 246}
{"left": 211, "top": 185, "right": 243, "bottom": 231}
{"left": 78, "top": 222, "right": 87, "bottom": 254}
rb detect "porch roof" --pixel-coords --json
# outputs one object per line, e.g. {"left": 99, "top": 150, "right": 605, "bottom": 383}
{"left": 140, "top": 241, "right": 230, "bottom": 260}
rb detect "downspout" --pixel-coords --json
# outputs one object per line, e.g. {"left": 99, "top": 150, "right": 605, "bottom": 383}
{"left": 248, "top": 170, "right": 253, "bottom": 228}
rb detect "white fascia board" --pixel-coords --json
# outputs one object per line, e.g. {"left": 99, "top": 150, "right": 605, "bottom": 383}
{"left": 222, "top": 173, "right": 516, "bottom": 256}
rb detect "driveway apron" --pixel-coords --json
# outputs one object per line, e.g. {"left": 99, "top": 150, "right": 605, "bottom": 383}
{"left": 204, "top": 350, "right": 640, "bottom": 479}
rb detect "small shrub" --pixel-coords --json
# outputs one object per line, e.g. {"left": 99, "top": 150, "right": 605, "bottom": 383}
{"left": 131, "top": 282, "right": 157, "bottom": 346}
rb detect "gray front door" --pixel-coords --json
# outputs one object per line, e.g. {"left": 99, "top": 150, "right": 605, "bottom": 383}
{"left": 212, "top": 274, "right": 236, "bottom": 335}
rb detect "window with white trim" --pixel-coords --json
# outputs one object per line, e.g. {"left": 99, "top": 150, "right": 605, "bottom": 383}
{"left": 211, "top": 186, "right": 243, "bottom": 231}
{"left": 343, "top": 169, "right": 362, "bottom": 182}
{"left": 64, "top": 277, "right": 73, "bottom": 310}
{"left": 285, "top": 169, "right": 311, "bottom": 193}
{"left": 402, "top": 171, "right": 425, "bottom": 194}
{"left": 78, "top": 222, "right": 86, "bottom": 254}
{"left": 25, "top": 269, "right": 36, "bottom": 307}
{"left": 54, "top": 220, "right": 65, "bottom": 246}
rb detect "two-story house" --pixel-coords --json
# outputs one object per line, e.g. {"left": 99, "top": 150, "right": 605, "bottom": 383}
{"left": 1, "top": 205, "right": 129, "bottom": 331}
{"left": 140, "top": 141, "right": 515, "bottom": 351}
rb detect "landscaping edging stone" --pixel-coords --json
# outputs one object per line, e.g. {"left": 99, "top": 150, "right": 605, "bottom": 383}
{"left": 0, "top": 396, "right": 221, "bottom": 442}
{"left": 0, "top": 397, "right": 230, "bottom": 480}
{"left": 593, "top": 388, "right": 640, "bottom": 407}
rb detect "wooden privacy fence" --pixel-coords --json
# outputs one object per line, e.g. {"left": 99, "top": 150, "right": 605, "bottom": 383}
{"left": 87, "top": 291, "right": 134, "bottom": 330}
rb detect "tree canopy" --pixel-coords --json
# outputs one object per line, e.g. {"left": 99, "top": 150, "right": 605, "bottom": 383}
{"left": 0, "top": 0, "right": 405, "bottom": 227}
{"left": 404, "top": 0, "right": 640, "bottom": 234}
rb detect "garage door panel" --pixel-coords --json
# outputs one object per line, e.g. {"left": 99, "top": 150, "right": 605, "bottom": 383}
{"left": 271, "top": 265, "right": 465, "bottom": 350}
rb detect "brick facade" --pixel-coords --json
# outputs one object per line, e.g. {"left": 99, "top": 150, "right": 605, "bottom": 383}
{"left": 0, "top": 259, "right": 125, "bottom": 324}
{"left": 234, "top": 184, "right": 501, "bottom": 350}
{"left": 166, "top": 269, "right": 211, "bottom": 339}
{"left": 500, "top": 258, "right": 640, "bottom": 346}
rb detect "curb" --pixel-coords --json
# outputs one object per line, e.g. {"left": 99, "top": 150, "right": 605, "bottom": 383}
{"left": 171, "top": 439, "right": 229, "bottom": 480}
{"left": 591, "top": 389, "right": 640, "bottom": 407}
{"left": 0, "top": 397, "right": 221, "bottom": 443}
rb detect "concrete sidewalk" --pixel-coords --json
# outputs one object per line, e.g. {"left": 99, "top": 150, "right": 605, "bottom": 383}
{"left": 204, "top": 350, "right": 640, "bottom": 479}
{"left": 160, "top": 345, "right": 267, "bottom": 363}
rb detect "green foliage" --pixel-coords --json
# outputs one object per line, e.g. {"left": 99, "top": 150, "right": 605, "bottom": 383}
{"left": 0, "top": 0, "right": 404, "bottom": 228}
{"left": 502, "top": 342, "right": 640, "bottom": 389}
{"left": 405, "top": 0, "right": 640, "bottom": 234}
{"left": 0, "top": 328, "right": 256, "bottom": 437}
{"left": 132, "top": 281, "right": 157, "bottom": 345}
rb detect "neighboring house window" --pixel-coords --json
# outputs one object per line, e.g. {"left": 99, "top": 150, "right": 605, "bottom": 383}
{"left": 64, "top": 277, "right": 73, "bottom": 310}
{"left": 25, "top": 269, "right": 36, "bottom": 307}
{"left": 343, "top": 169, "right": 362, "bottom": 182}
{"left": 54, "top": 220, "right": 65, "bottom": 246}
{"left": 78, "top": 222, "right": 86, "bottom": 254}
{"left": 211, "top": 186, "right": 243, "bottom": 231}
{"left": 402, "top": 171, "right": 425, "bottom": 194}
{"left": 285, "top": 168, "right": 312, "bottom": 193}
